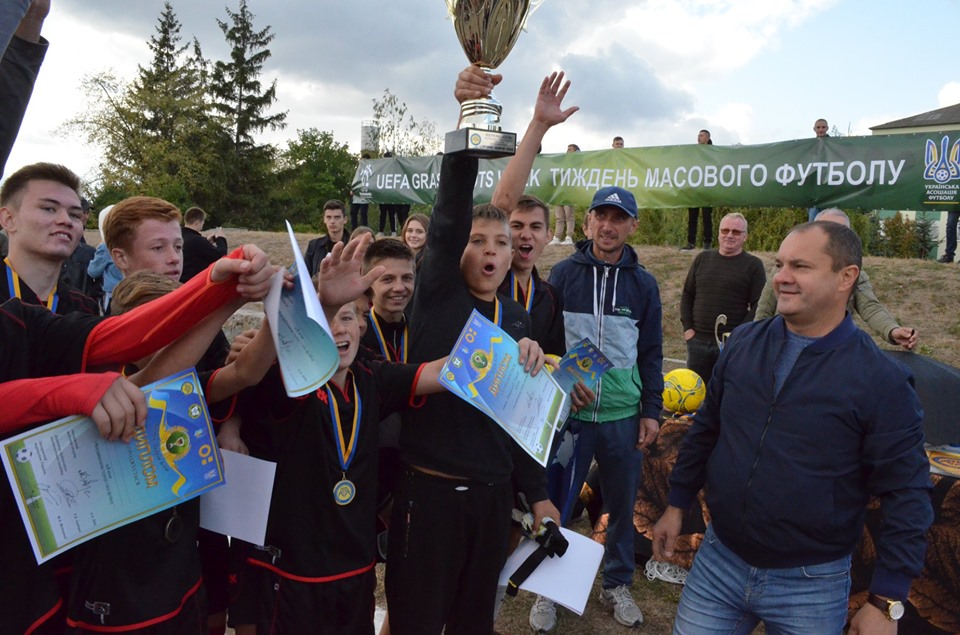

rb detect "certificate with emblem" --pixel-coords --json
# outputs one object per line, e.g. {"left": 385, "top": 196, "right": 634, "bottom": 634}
{"left": 548, "top": 338, "right": 613, "bottom": 422}
{"left": 440, "top": 310, "right": 567, "bottom": 466}
{"left": 1, "top": 369, "right": 225, "bottom": 564}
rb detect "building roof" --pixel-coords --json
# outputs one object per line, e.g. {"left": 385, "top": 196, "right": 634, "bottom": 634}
{"left": 871, "top": 103, "right": 960, "bottom": 130}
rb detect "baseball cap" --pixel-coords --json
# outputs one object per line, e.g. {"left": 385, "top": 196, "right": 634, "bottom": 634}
{"left": 589, "top": 186, "right": 638, "bottom": 218}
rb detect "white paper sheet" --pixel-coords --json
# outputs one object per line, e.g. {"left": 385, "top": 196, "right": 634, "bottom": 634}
{"left": 497, "top": 527, "right": 604, "bottom": 615}
{"left": 199, "top": 450, "right": 276, "bottom": 545}
{"left": 262, "top": 221, "right": 339, "bottom": 396}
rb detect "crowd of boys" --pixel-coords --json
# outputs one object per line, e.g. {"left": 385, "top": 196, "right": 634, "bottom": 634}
{"left": 0, "top": 61, "right": 934, "bottom": 635}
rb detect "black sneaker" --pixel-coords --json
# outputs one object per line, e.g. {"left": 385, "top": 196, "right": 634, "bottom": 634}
{"left": 680, "top": 244, "right": 695, "bottom": 251}
{"left": 938, "top": 255, "right": 954, "bottom": 263}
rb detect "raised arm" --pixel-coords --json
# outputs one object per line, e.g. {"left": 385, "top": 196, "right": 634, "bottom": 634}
{"left": 317, "top": 233, "right": 384, "bottom": 323}
{"left": 491, "top": 71, "right": 578, "bottom": 212}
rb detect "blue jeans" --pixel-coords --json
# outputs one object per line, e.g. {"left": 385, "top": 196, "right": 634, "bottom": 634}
{"left": 674, "top": 525, "right": 851, "bottom": 634}
{"left": 565, "top": 416, "right": 642, "bottom": 588}
{"left": 807, "top": 207, "right": 820, "bottom": 222}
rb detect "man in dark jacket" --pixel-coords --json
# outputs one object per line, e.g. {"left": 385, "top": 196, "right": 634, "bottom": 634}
{"left": 549, "top": 185, "right": 663, "bottom": 628}
{"left": 180, "top": 206, "right": 227, "bottom": 282}
{"left": 654, "top": 221, "right": 932, "bottom": 633}
{"left": 304, "top": 199, "right": 348, "bottom": 276}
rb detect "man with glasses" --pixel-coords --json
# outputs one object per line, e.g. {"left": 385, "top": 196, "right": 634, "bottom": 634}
{"left": 680, "top": 212, "right": 765, "bottom": 383}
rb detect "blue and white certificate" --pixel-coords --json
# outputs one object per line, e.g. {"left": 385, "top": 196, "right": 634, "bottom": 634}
{"left": 1, "top": 370, "right": 224, "bottom": 563}
{"left": 263, "top": 221, "right": 339, "bottom": 396}
{"left": 548, "top": 338, "right": 613, "bottom": 421}
{"left": 439, "top": 310, "right": 567, "bottom": 466}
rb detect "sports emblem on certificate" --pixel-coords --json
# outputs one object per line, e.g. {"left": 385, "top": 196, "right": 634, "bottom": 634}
{"left": 440, "top": 310, "right": 567, "bottom": 466}
{"left": 1, "top": 369, "right": 224, "bottom": 563}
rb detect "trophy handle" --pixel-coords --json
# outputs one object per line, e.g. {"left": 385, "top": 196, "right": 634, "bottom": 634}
{"left": 522, "top": 0, "right": 545, "bottom": 30}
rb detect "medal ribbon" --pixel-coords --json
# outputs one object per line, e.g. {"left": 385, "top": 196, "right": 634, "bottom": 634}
{"left": 369, "top": 309, "right": 407, "bottom": 362}
{"left": 4, "top": 257, "right": 58, "bottom": 311}
{"left": 325, "top": 372, "right": 362, "bottom": 472}
{"left": 494, "top": 297, "right": 501, "bottom": 327}
{"left": 510, "top": 271, "right": 534, "bottom": 314}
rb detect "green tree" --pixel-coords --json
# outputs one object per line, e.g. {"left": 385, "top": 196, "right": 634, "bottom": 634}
{"left": 209, "top": 0, "right": 287, "bottom": 226}
{"left": 272, "top": 129, "right": 356, "bottom": 227}
{"left": 371, "top": 89, "right": 442, "bottom": 157}
{"left": 62, "top": 3, "right": 231, "bottom": 215}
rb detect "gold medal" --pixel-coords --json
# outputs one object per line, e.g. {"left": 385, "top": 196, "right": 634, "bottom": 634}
{"left": 333, "top": 478, "right": 356, "bottom": 505}
{"left": 325, "top": 375, "right": 362, "bottom": 507}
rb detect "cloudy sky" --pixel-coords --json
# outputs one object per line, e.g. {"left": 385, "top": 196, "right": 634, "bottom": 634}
{"left": 7, "top": 0, "right": 960, "bottom": 186}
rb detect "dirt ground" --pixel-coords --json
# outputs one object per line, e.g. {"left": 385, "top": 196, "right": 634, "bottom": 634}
{"left": 108, "top": 228, "right": 952, "bottom": 635}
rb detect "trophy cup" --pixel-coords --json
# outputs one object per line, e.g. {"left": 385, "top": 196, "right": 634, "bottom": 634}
{"left": 445, "top": 0, "right": 544, "bottom": 157}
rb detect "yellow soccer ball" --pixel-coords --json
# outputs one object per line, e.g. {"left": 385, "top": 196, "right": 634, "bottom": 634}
{"left": 662, "top": 368, "right": 706, "bottom": 414}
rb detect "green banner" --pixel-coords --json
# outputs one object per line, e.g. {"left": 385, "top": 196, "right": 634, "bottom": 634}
{"left": 351, "top": 131, "right": 960, "bottom": 211}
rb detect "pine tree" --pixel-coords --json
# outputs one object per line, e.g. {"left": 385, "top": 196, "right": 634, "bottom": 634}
{"left": 209, "top": 0, "right": 287, "bottom": 226}
{"left": 63, "top": 3, "right": 231, "bottom": 214}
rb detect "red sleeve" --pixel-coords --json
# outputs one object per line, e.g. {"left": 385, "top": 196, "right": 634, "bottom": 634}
{"left": 81, "top": 246, "right": 245, "bottom": 369}
{"left": 0, "top": 372, "right": 122, "bottom": 434}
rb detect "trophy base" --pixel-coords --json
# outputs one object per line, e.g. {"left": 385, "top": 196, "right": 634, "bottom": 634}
{"left": 445, "top": 128, "right": 517, "bottom": 158}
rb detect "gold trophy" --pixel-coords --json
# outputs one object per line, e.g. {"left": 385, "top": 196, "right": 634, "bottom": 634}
{"left": 445, "top": 0, "right": 544, "bottom": 157}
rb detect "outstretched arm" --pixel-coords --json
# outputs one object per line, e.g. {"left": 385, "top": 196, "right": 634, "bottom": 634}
{"left": 491, "top": 71, "right": 578, "bottom": 213}
{"left": 204, "top": 320, "right": 277, "bottom": 404}
{"left": 0, "top": 373, "right": 147, "bottom": 443}
{"left": 83, "top": 245, "right": 277, "bottom": 368}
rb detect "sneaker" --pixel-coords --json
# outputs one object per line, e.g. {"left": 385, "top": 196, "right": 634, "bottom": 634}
{"left": 679, "top": 243, "right": 695, "bottom": 251}
{"left": 938, "top": 254, "right": 954, "bottom": 263}
{"left": 644, "top": 558, "right": 688, "bottom": 585}
{"left": 599, "top": 585, "right": 643, "bottom": 627}
{"left": 561, "top": 236, "right": 573, "bottom": 245}
{"left": 548, "top": 236, "right": 561, "bottom": 246}
{"left": 528, "top": 595, "right": 557, "bottom": 632}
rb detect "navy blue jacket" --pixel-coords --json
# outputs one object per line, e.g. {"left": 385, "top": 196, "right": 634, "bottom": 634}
{"left": 549, "top": 241, "right": 663, "bottom": 422}
{"left": 668, "top": 314, "right": 933, "bottom": 599}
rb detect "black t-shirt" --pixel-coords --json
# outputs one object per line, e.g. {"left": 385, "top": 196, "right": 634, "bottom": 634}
{"left": 498, "top": 267, "right": 565, "bottom": 356}
{"left": 241, "top": 359, "right": 418, "bottom": 577}
{"left": 1, "top": 260, "right": 99, "bottom": 316}
{"left": 0, "top": 300, "right": 100, "bottom": 634}
{"left": 404, "top": 155, "right": 546, "bottom": 502}
{"left": 361, "top": 312, "right": 408, "bottom": 362}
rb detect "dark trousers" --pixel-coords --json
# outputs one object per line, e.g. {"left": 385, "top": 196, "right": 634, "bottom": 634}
{"left": 686, "top": 336, "right": 721, "bottom": 385}
{"left": 378, "top": 204, "right": 396, "bottom": 234}
{"left": 386, "top": 467, "right": 512, "bottom": 635}
{"left": 945, "top": 210, "right": 960, "bottom": 258}
{"left": 687, "top": 208, "right": 713, "bottom": 247}
{"left": 247, "top": 563, "right": 376, "bottom": 635}
{"left": 351, "top": 202, "right": 369, "bottom": 230}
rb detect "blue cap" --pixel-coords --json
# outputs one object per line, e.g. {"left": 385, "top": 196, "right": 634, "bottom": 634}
{"left": 589, "top": 186, "right": 638, "bottom": 218}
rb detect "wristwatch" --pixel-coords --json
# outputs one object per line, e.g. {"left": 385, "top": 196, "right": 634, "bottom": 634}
{"left": 867, "top": 593, "right": 905, "bottom": 621}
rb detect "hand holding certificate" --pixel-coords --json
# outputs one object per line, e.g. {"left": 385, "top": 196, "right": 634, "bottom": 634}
{"left": 1, "top": 370, "right": 223, "bottom": 563}
{"left": 263, "top": 221, "right": 340, "bottom": 396}
{"left": 439, "top": 310, "right": 566, "bottom": 465}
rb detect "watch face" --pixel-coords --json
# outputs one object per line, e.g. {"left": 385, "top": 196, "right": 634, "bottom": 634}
{"left": 889, "top": 601, "right": 905, "bottom": 620}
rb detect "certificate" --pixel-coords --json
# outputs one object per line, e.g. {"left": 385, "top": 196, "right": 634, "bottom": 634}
{"left": 548, "top": 338, "right": 613, "bottom": 421}
{"left": 263, "top": 221, "right": 339, "bottom": 396}
{"left": 1, "top": 370, "right": 225, "bottom": 564}
{"left": 439, "top": 310, "right": 567, "bottom": 466}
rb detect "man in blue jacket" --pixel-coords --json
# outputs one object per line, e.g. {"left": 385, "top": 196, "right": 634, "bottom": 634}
{"left": 654, "top": 221, "right": 932, "bottom": 634}
{"left": 549, "top": 186, "right": 664, "bottom": 628}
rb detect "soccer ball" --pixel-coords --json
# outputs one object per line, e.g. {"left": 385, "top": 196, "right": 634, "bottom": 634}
{"left": 16, "top": 447, "right": 32, "bottom": 463}
{"left": 662, "top": 368, "right": 706, "bottom": 414}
